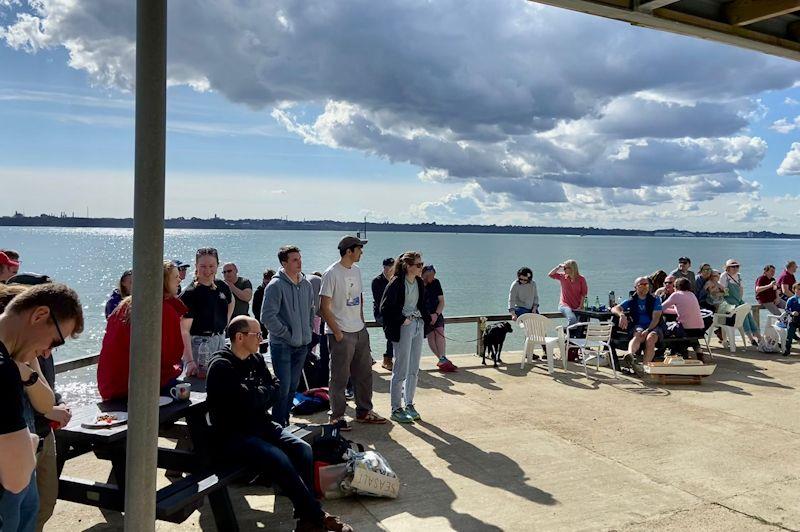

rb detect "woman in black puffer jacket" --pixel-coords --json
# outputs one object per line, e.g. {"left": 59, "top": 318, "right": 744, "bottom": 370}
{"left": 380, "top": 251, "right": 430, "bottom": 424}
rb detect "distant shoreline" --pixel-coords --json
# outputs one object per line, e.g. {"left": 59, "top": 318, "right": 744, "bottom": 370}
{"left": 2, "top": 214, "right": 798, "bottom": 239}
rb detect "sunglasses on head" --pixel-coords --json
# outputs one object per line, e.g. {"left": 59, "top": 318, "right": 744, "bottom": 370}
{"left": 50, "top": 308, "right": 66, "bottom": 350}
{"left": 196, "top": 247, "right": 218, "bottom": 258}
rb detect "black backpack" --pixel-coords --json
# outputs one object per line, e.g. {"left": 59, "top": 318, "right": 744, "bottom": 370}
{"left": 312, "top": 425, "right": 364, "bottom": 464}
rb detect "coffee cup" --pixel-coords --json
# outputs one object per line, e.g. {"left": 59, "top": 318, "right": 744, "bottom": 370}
{"left": 170, "top": 382, "right": 191, "bottom": 401}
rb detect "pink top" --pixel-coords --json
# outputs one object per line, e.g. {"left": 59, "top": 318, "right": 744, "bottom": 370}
{"left": 549, "top": 272, "right": 588, "bottom": 310}
{"left": 660, "top": 290, "right": 704, "bottom": 330}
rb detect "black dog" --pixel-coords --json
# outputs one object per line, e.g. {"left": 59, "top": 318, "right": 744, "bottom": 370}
{"left": 481, "top": 321, "right": 513, "bottom": 367}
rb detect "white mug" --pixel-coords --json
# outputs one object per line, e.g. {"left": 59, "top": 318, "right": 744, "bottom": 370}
{"left": 170, "top": 382, "right": 191, "bottom": 400}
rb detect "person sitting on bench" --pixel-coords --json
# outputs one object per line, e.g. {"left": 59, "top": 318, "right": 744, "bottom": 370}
{"left": 612, "top": 277, "right": 665, "bottom": 365}
{"left": 206, "top": 316, "right": 352, "bottom": 532}
{"left": 660, "top": 278, "right": 708, "bottom": 361}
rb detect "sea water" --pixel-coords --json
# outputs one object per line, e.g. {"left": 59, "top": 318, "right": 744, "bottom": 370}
{"left": 1, "top": 226, "right": 795, "bottom": 404}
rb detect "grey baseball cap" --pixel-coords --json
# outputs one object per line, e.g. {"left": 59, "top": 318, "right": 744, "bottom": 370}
{"left": 337, "top": 235, "right": 367, "bottom": 251}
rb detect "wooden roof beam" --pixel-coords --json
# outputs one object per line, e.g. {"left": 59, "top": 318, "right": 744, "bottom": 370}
{"left": 635, "top": 0, "right": 680, "bottom": 13}
{"left": 725, "top": 0, "right": 800, "bottom": 27}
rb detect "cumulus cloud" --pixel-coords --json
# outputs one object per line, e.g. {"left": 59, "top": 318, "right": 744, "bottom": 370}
{"left": 2, "top": 0, "right": 799, "bottom": 214}
{"left": 727, "top": 203, "right": 769, "bottom": 223}
{"left": 786, "top": 97, "right": 799, "bottom": 106}
{"left": 770, "top": 116, "right": 800, "bottom": 133}
{"left": 778, "top": 143, "right": 800, "bottom": 176}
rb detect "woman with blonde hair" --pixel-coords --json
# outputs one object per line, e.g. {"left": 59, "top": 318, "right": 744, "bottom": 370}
{"left": 179, "top": 247, "right": 233, "bottom": 378}
{"left": 380, "top": 251, "right": 430, "bottom": 424}
{"left": 97, "top": 261, "right": 188, "bottom": 400}
{"left": 548, "top": 259, "right": 588, "bottom": 325}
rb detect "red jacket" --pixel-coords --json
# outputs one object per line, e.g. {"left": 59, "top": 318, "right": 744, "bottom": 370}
{"left": 97, "top": 297, "right": 187, "bottom": 401}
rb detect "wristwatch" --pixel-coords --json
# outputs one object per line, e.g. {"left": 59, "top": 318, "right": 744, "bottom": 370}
{"left": 22, "top": 370, "right": 40, "bottom": 387}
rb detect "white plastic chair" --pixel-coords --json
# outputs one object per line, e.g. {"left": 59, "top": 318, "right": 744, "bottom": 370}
{"left": 765, "top": 314, "right": 787, "bottom": 352}
{"left": 564, "top": 321, "right": 615, "bottom": 378}
{"left": 711, "top": 304, "right": 752, "bottom": 353}
{"left": 517, "top": 313, "right": 563, "bottom": 374}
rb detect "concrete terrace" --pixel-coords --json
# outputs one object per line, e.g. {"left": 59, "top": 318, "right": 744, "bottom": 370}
{"left": 48, "top": 345, "right": 800, "bottom": 531}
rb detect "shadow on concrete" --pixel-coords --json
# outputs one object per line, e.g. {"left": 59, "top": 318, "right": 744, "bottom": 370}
{"left": 689, "top": 351, "right": 795, "bottom": 396}
{"left": 337, "top": 423, "right": 508, "bottom": 530}
{"left": 405, "top": 421, "right": 558, "bottom": 508}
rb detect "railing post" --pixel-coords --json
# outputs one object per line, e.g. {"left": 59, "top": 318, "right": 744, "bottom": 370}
{"left": 477, "top": 317, "right": 487, "bottom": 357}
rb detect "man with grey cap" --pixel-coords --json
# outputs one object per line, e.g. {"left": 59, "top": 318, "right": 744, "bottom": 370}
{"left": 319, "top": 236, "right": 387, "bottom": 430}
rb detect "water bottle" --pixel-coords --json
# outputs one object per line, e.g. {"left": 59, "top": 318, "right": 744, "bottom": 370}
{"left": 609, "top": 291, "right": 615, "bottom": 308}
{"left": 197, "top": 339, "right": 210, "bottom": 379}
{"left": 583, "top": 296, "right": 589, "bottom": 310}
{"left": 594, "top": 296, "right": 601, "bottom": 310}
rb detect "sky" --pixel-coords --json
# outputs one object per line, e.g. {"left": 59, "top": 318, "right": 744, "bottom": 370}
{"left": 1, "top": 0, "right": 799, "bottom": 232}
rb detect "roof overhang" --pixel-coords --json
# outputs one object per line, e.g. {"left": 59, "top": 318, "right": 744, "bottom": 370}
{"left": 529, "top": 0, "right": 800, "bottom": 62}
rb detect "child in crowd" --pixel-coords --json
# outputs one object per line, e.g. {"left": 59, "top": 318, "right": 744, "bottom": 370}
{"left": 783, "top": 282, "right": 800, "bottom": 357}
{"left": 704, "top": 270, "right": 725, "bottom": 310}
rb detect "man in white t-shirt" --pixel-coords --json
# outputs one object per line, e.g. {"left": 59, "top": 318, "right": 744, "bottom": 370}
{"left": 319, "top": 236, "right": 387, "bottom": 430}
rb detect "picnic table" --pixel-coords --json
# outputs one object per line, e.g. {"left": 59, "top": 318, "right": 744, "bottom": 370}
{"left": 55, "top": 380, "right": 245, "bottom": 530}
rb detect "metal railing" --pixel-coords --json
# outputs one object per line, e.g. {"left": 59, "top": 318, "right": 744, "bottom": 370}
{"left": 54, "top": 305, "right": 771, "bottom": 376}
{"left": 54, "top": 312, "right": 566, "bottom": 375}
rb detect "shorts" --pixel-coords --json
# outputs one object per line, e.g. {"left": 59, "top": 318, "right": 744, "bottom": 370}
{"left": 630, "top": 326, "right": 664, "bottom": 343}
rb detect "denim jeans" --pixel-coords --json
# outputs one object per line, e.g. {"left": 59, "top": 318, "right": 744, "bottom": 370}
{"left": 0, "top": 472, "right": 39, "bottom": 532}
{"left": 559, "top": 305, "right": 579, "bottom": 326}
{"left": 270, "top": 340, "right": 309, "bottom": 427}
{"left": 513, "top": 306, "right": 532, "bottom": 317}
{"left": 390, "top": 319, "right": 424, "bottom": 411}
{"left": 225, "top": 429, "right": 323, "bottom": 522}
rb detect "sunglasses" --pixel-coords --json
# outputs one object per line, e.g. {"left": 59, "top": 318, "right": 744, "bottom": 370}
{"left": 50, "top": 309, "right": 66, "bottom": 350}
{"left": 664, "top": 281, "right": 674, "bottom": 285}
{"left": 730, "top": 265, "right": 740, "bottom": 269}
{"left": 223, "top": 269, "right": 235, "bottom": 274}
{"left": 414, "top": 262, "right": 424, "bottom": 268}
{"left": 196, "top": 247, "right": 218, "bottom": 258}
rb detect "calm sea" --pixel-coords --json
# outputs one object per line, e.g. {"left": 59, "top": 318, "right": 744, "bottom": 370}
{"left": 1, "top": 226, "right": 795, "bottom": 404}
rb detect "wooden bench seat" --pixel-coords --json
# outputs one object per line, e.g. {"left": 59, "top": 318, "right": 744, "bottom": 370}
{"left": 156, "top": 464, "right": 249, "bottom": 529}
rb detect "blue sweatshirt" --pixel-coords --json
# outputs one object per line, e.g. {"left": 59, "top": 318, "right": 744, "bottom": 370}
{"left": 260, "top": 269, "right": 314, "bottom": 347}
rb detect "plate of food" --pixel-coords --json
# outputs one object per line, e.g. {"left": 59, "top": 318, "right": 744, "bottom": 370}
{"left": 81, "top": 412, "right": 128, "bottom": 429}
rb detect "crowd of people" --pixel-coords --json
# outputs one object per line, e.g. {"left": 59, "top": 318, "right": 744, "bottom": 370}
{"left": 507, "top": 256, "right": 800, "bottom": 363}
{"left": 2, "top": 243, "right": 800, "bottom": 532}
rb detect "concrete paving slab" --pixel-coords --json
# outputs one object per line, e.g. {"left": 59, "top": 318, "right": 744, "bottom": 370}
{"left": 45, "top": 345, "right": 800, "bottom": 531}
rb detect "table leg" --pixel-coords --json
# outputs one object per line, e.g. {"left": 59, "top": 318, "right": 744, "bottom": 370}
{"left": 208, "top": 488, "right": 239, "bottom": 532}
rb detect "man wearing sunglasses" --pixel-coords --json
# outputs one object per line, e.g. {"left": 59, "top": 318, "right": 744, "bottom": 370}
{"left": 222, "top": 263, "right": 253, "bottom": 319}
{"left": 0, "top": 283, "right": 83, "bottom": 531}
{"left": 612, "top": 276, "right": 664, "bottom": 365}
{"left": 670, "top": 257, "right": 696, "bottom": 288}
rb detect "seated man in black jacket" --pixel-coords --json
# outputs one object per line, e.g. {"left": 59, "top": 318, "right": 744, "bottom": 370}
{"left": 206, "top": 316, "right": 352, "bottom": 532}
